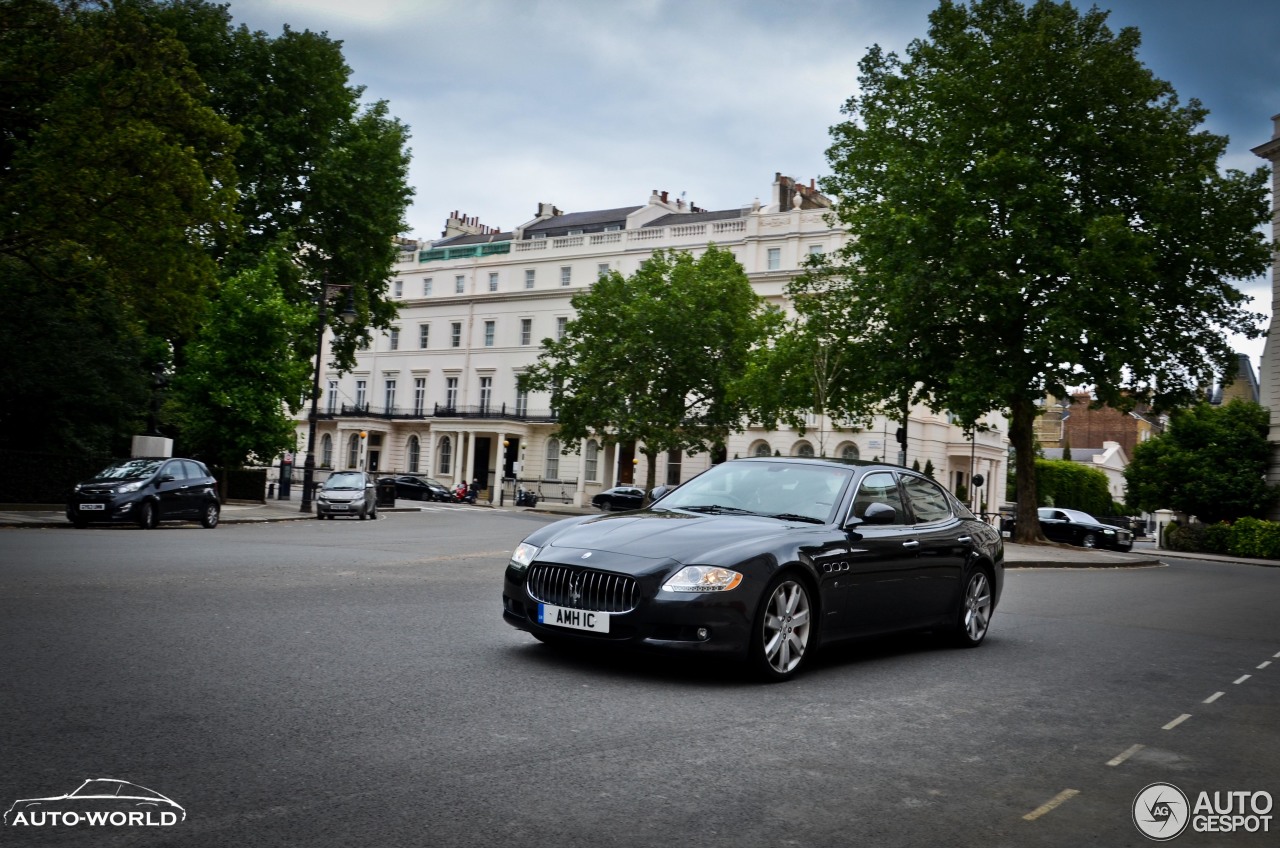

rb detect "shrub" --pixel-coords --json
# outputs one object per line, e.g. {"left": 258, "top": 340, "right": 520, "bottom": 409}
{"left": 1035, "top": 458, "right": 1112, "bottom": 515}
{"left": 1228, "top": 517, "right": 1280, "bottom": 560}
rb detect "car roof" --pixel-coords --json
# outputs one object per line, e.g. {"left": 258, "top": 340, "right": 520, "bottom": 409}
{"left": 732, "top": 456, "right": 902, "bottom": 472}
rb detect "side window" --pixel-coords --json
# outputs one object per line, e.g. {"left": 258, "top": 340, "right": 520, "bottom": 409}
{"left": 160, "top": 461, "right": 183, "bottom": 481}
{"left": 851, "top": 472, "right": 905, "bottom": 524}
{"left": 901, "top": 474, "right": 953, "bottom": 524}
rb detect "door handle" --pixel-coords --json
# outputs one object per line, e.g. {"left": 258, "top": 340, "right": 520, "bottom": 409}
{"left": 902, "top": 540, "right": 920, "bottom": 549}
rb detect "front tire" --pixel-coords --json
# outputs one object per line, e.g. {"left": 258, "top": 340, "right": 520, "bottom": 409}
{"left": 136, "top": 500, "right": 157, "bottom": 529}
{"left": 954, "top": 568, "right": 993, "bottom": 647}
{"left": 750, "top": 574, "right": 814, "bottom": 682}
{"left": 1080, "top": 532, "right": 1098, "bottom": 548}
{"left": 200, "top": 502, "right": 220, "bottom": 528}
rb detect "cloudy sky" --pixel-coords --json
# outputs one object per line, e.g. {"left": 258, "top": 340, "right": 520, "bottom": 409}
{"left": 223, "top": 0, "right": 1278, "bottom": 361}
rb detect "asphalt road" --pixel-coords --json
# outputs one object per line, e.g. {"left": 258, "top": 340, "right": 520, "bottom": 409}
{"left": 1, "top": 510, "right": 1277, "bottom": 847}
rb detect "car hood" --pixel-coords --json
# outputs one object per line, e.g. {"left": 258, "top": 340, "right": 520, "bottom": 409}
{"left": 538, "top": 509, "right": 796, "bottom": 568}
{"left": 81, "top": 474, "right": 147, "bottom": 486}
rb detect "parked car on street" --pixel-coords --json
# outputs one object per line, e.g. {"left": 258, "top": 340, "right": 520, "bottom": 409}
{"left": 391, "top": 475, "right": 451, "bottom": 502}
{"left": 316, "top": 471, "right": 378, "bottom": 520}
{"left": 66, "top": 457, "right": 220, "bottom": 529}
{"left": 503, "top": 458, "right": 1004, "bottom": 681}
{"left": 1036, "top": 507, "right": 1133, "bottom": 551}
{"left": 591, "top": 486, "right": 645, "bottom": 511}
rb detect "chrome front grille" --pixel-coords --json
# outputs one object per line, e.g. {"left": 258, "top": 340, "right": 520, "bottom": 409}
{"left": 526, "top": 564, "right": 639, "bottom": 614}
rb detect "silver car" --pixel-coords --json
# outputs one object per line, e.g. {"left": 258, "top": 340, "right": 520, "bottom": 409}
{"left": 315, "top": 471, "right": 378, "bottom": 520}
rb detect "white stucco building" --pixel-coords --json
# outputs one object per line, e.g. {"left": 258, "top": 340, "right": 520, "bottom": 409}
{"left": 1253, "top": 114, "right": 1280, "bottom": 515}
{"left": 294, "top": 173, "right": 1009, "bottom": 508}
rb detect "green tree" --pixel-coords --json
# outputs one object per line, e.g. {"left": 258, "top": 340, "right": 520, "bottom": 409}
{"left": 817, "top": 0, "right": 1271, "bottom": 543}
{"left": 1125, "top": 400, "right": 1278, "bottom": 524}
{"left": 150, "top": 0, "right": 414, "bottom": 369}
{"left": 166, "top": 259, "right": 314, "bottom": 494}
{"left": 521, "top": 246, "right": 774, "bottom": 495}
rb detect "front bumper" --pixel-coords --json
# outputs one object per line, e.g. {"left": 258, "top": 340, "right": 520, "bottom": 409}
{"left": 316, "top": 496, "right": 366, "bottom": 516}
{"left": 501, "top": 564, "right": 753, "bottom": 657}
{"left": 66, "top": 495, "right": 142, "bottom": 523}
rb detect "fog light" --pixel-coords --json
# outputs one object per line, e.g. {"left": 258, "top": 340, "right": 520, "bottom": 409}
{"left": 696, "top": 627, "right": 709, "bottom": 641}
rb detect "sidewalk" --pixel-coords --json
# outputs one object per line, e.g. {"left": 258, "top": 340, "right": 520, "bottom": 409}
{"left": 3, "top": 500, "right": 1276, "bottom": 569}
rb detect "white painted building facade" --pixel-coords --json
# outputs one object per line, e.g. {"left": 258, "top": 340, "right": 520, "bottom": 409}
{"left": 293, "top": 174, "right": 1009, "bottom": 509}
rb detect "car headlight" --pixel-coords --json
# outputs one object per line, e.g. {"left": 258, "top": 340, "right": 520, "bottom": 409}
{"left": 510, "top": 542, "right": 540, "bottom": 572}
{"left": 662, "top": 566, "right": 743, "bottom": 593}
{"left": 1104, "top": 529, "right": 1115, "bottom": 535}
{"left": 114, "top": 481, "right": 144, "bottom": 494}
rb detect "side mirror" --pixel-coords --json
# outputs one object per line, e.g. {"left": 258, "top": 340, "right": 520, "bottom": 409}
{"left": 862, "top": 502, "right": 897, "bottom": 525}
{"left": 158, "top": 474, "right": 175, "bottom": 483}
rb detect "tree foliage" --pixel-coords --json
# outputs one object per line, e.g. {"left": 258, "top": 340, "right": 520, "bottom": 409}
{"left": 1125, "top": 400, "right": 1278, "bottom": 523}
{"left": 521, "top": 246, "right": 775, "bottom": 494}
{"left": 0, "top": 0, "right": 413, "bottom": 460}
{"left": 166, "top": 258, "right": 314, "bottom": 481}
{"left": 813, "top": 0, "right": 1271, "bottom": 543}
{"left": 1035, "top": 458, "right": 1112, "bottom": 516}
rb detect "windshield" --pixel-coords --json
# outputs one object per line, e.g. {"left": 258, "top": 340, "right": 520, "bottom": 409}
{"left": 658, "top": 461, "right": 853, "bottom": 524}
{"left": 323, "top": 473, "right": 366, "bottom": 490}
{"left": 92, "top": 459, "right": 164, "bottom": 480}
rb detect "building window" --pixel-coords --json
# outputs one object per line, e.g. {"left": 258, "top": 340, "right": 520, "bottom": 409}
{"left": 560, "top": 266, "right": 571, "bottom": 286}
{"left": 389, "top": 328, "right": 399, "bottom": 350}
{"left": 840, "top": 443, "right": 860, "bottom": 460}
{"left": 347, "top": 433, "right": 359, "bottom": 468}
{"left": 488, "top": 272, "right": 498, "bottom": 292}
{"left": 384, "top": 378, "right": 396, "bottom": 413}
{"left": 525, "top": 269, "right": 535, "bottom": 289}
{"left": 445, "top": 376, "right": 458, "bottom": 410}
{"left": 666, "top": 448, "right": 683, "bottom": 485}
{"left": 545, "top": 438, "right": 560, "bottom": 479}
{"left": 767, "top": 247, "right": 781, "bottom": 270}
{"left": 515, "top": 384, "right": 528, "bottom": 417}
{"left": 320, "top": 434, "right": 332, "bottom": 468}
{"left": 754, "top": 442, "right": 771, "bottom": 457}
{"left": 556, "top": 316, "right": 567, "bottom": 340}
{"left": 795, "top": 442, "right": 815, "bottom": 457}
{"left": 455, "top": 275, "right": 465, "bottom": 294}
{"left": 394, "top": 280, "right": 403, "bottom": 298}
{"left": 484, "top": 320, "right": 495, "bottom": 347}
{"left": 439, "top": 436, "right": 452, "bottom": 475}
{"left": 479, "top": 376, "right": 492, "bottom": 413}
{"left": 419, "top": 324, "right": 429, "bottom": 348}
{"left": 597, "top": 263, "right": 610, "bottom": 277}
{"left": 326, "top": 379, "right": 337, "bottom": 415}
{"left": 407, "top": 436, "right": 420, "bottom": 473}
{"left": 423, "top": 278, "right": 433, "bottom": 296}
{"left": 520, "top": 318, "right": 532, "bottom": 346}
{"left": 585, "top": 440, "right": 599, "bottom": 482}
{"left": 809, "top": 244, "right": 824, "bottom": 256}
{"left": 413, "top": 377, "right": 426, "bottom": 416}
{"left": 450, "top": 322, "right": 462, "bottom": 347}
{"left": 355, "top": 380, "right": 367, "bottom": 409}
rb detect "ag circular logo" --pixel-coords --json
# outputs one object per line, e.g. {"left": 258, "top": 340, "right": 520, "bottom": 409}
{"left": 1133, "top": 782, "right": 1190, "bottom": 841}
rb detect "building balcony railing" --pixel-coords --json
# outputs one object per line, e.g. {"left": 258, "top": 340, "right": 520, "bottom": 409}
{"left": 334, "top": 402, "right": 557, "bottom": 423}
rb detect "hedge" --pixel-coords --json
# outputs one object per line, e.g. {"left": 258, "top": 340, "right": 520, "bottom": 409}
{"left": 1034, "top": 458, "right": 1113, "bottom": 515}
{"left": 1164, "top": 517, "right": 1280, "bottom": 560}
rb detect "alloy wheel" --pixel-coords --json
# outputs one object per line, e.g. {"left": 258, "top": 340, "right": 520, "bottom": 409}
{"left": 760, "top": 579, "right": 811, "bottom": 676}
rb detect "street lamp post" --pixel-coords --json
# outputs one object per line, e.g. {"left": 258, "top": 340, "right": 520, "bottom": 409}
{"left": 300, "top": 282, "right": 355, "bottom": 514}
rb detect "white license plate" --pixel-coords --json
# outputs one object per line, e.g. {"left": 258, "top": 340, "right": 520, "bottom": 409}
{"left": 79, "top": 504, "right": 105, "bottom": 511}
{"left": 538, "top": 603, "right": 610, "bottom": 634}
{"left": 330, "top": 504, "right": 349, "bottom": 510}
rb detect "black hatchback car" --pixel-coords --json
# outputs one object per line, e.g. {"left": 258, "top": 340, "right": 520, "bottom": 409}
{"left": 391, "top": 475, "right": 451, "bottom": 502}
{"left": 503, "top": 458, "right": 1004, "bottom": 681}
{"left": 67, "top": 458, "right": 220, "bottom": 529}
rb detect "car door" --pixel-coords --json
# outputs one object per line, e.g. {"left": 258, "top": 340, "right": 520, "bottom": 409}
{"left": 899, "top": 473, "right": 970, "bottom": 623}
{"left": 154, "top": 460, "right": 188, "bottom": 519}
{"left": 840, "top": 471, "right": 922, "bottom": 637}
{"left": 1038, "top": 509, "right": 1072, "bottom": 543}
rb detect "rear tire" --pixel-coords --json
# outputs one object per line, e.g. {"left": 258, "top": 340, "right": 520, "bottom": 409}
{"left": 954, "top": 568, "right": 993, "bottom": 647}
{"left": 749, "top": 573, "right": 814, "bottom": 682}
{"left": 200, "top": 502, "right": 220, "bottom": 528}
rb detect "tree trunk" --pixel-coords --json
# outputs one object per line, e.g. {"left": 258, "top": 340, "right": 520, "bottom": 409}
{"left": 642, "top": 447, "right": 659, "bottom": 504}
{"left": 1008, "top": 397, "right": 1046, "bottom": 544}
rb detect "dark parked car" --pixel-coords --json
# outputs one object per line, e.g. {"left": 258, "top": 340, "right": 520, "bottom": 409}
{"left": 67, "top": 457, "right": 219, "bottom": 529}
{"left": 316, "top": 471, "right": 378, "bottom": 520}
{"left": 391, "top": 475, "right": 451, "bottom": 502}
{"left": 1037, "top": 507, "right": 1133, "bottom": 551}
{"left": 503, "top": 458, "right": 1004, "bottom": 681}
{"left": 591, "top": 485, "right": 645, "bottom": 511}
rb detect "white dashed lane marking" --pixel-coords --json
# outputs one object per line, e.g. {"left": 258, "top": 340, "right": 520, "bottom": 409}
{"left": 1204, "top": 691, "right": 1224, "bottom": 704}
{"left": 1106, "top": 744, "right": 1144, "bottom": 767}
{"left": 1023, "top": 789, "right": 1080, "bottom": 821}
{"left": 1234, "top": 674, "right": 1252, "bottom": 684}
{"left": 1162, "top": 714, "right": 1192, "bottom": 730}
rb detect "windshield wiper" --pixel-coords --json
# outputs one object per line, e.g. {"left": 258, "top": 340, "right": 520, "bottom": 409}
{"left": 763, "top": 512, "right": 825, "bottom": 524}
{"left": 677, "top": 504, "right": 760, "bottom": 516}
